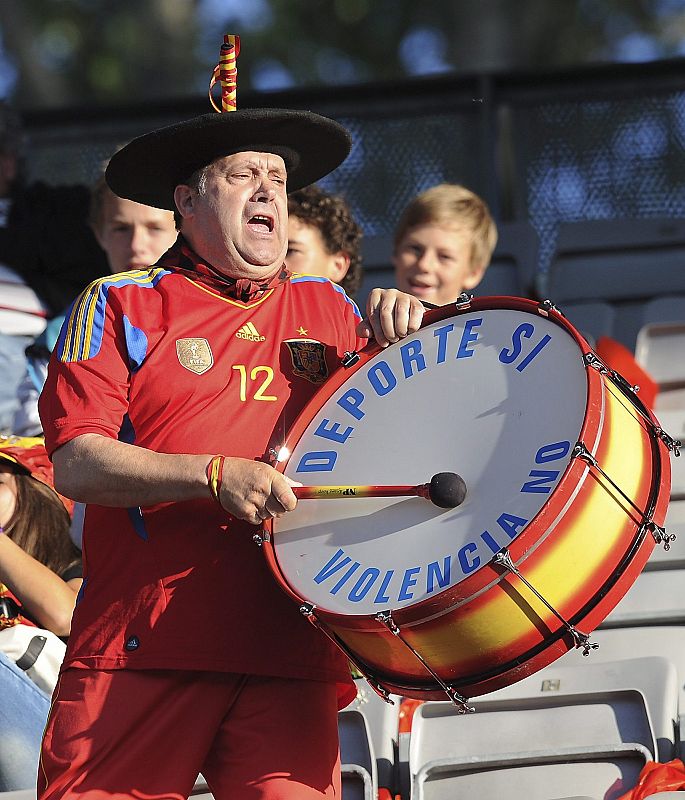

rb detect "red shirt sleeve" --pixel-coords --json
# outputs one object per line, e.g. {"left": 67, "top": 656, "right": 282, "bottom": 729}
{"left": 39, "top": 282, "right": 132, "bottom": 457}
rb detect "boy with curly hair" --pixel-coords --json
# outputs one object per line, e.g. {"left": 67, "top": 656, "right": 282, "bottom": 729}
{"left": 286, "top": 184, "right": 363, "bottom": 296}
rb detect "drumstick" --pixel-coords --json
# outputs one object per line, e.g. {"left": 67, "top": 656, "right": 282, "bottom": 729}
{"left": 293, "top": 472, "right": 467, "bottom": 509}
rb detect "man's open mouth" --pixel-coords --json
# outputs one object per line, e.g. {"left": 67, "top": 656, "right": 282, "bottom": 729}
{"left": 248, "top": 214, "right": 274, "bottom": 232}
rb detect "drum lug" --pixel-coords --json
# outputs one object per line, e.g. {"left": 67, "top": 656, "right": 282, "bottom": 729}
{"left": 444, "top": 687, "right": 476, "bottom": 714}
{"left": 341, "top": 351, "right": 360, "bottom": 368}
{"left": 584, "top": 352, "right": 608, "bottom": 373}
{"left": 454, "top": 292, "right": 473, "bottom": 309}
{"left": 572, "top": 441, "right": 598, "bottom": 467}
{"left": 537, "top": 299, "right": 559, "bottom": 317}
{"left": 252, "top": 530, "right": 270, "bottom": 547}
{"left": 569, "top": 629, "right": 601, "bottom": 657}
{"left": 375, "top": 610, "right": 400, "bottom": 635}
{"left": 492, "top": 549, "right": 517, "bottom": 573}
{"left": 300, "top": 601, "right": 316, "bottom": 618}
{"left": 644, "top": 521, "right": 677, "bottom": 551}
{"left": 654, "top": 427, "right": 682, "bottom": 457}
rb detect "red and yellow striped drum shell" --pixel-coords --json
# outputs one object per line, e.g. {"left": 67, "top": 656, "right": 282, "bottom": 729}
{"left": 265, "top": 297, "right": 672, "bottom": 700}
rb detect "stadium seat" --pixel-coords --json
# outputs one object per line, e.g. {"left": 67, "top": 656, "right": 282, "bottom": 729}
{"left": 346, "top": 679, "right": 400, "bottom": 799}
{"left": 556, "top": 300, "right": 616, "bottom": 345}
{"left": 558, "top": 627, "right": 685, "bottom": 755}
{"left": 338, "top": 708, "right": 377, "bottom": 800}
{"left": 654, "top": 388, "right": 685, "bottom": 416}
{"left": 409, "top": 695, "right": 653, "bottom": 800}
{"left": 412, "top": 746, "right": 650, "bottom": 800}
{"left": 602, "top": 570, "right": 685, "bottom": 626}
{"left": 645, "top": 794, "right": 685, "bottom": 799}
{"left": 636, "top": 315, "right": 685, "bottom": 388}
{"left": 546, "top": 219, "right": 685, "bottom": 351}
{"left": 547, "top": 218, "right": 685, "bottom": 304}
{"left": 477, "top": 656, "right": 678, "bottom": 761}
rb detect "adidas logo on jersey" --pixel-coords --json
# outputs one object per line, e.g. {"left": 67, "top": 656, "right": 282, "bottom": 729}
{"left": 236, "top": 322, "right": 266, "bottom": 342}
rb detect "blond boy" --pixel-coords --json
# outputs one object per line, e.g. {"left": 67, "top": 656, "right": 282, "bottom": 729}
{"left": 393, "top": 183, "right": 498, "bottom": 306}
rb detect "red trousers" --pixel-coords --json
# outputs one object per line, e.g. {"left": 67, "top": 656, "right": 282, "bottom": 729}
{"left": 38, "top": 668, "right": 341, "bottom": 800}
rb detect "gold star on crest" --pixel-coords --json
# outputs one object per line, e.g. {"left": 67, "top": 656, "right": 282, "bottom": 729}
{"left": 297, "top": 326, "right": 308, "bottom": 336}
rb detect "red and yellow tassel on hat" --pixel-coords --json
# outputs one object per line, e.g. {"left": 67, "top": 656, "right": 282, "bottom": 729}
{"left": 209, "top": 34, "right": 240, "bottom": 113}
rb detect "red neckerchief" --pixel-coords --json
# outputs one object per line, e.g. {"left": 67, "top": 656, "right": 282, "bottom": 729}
{"left": 157, "top": 236, "right": 291, "bottom": 302}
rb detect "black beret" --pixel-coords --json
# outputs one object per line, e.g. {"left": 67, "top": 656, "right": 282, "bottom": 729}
{"left": 105, "top": 108, "right": 352, "bottom": 210}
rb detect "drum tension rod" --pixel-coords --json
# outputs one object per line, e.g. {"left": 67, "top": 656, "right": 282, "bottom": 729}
{"left": 573, "top": 442, "right": 676, "bottom": 550}
{"left": 584, "top": 352, "right": 682, "bottom": 457}
{"left": 298, "top": 602, "right": 394, "bottom": 705}
{"left": 454, "top": 292, "right": 473, "bottom": 309}
{"left": 375, "top": 611, "right": 475, "bottom": 713}
{"left": 493, "top": 550, "right": 599, "bottom": 657}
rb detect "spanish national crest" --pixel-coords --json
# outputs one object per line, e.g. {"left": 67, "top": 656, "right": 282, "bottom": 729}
{"left": 284, "top": 338, "right": 328, "bottom": 384}
{"left": 176, "top": 338, "right": 214, "bottom": 375}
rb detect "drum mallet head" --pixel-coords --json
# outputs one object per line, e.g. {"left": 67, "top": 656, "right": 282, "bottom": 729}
{"left": 425, "top": 472, "right": 467, "bottom": 508}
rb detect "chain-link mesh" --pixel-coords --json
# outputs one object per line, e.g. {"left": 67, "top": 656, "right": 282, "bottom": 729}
{"left": 20, "top": 64, "right": 685, "bottom": 283}
{"left": 510, "top": 88, "right": 685, "bottom": 274}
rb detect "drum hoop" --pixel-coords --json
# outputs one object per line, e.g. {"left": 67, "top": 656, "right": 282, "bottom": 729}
{"left": 266, "top": 296, "right": 665, "bottom": 625}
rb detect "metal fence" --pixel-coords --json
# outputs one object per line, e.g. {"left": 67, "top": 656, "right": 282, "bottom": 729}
{"left": 21, "top": 57, "right": 685, "bottom": 278}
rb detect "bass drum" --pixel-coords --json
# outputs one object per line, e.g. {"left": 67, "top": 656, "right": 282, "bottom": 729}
{"left": 264, "top": 297, "right": 672, "bottom": 703}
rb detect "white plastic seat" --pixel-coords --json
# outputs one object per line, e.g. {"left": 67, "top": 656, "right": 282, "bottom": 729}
{"left": 409, "top": 689, "right": 656, "bottom": 800}
{"left": 645, "top": 794, "right": 685, "bottom": 799}
{"left": 347, "top": 679, "right": 400, "bottom": 797}
{"left": 558, "top": 627, "right": 685, "bottom": 714}
{"left": 413, "top": 744, "right": 651, "bottom": 800}
{"left": 477, "top": 656, "right": 678, "bottom": 761}
{"left": 636, "top": 320, "right": 685, "bottom": 388}
{"left": 412, "top": 691, "right": 656, "bottom": 762}
{"left": 338, "top": 708, "right": 377, "bottom": 800}
{"left": 603, "top": 569, "right": 685, "bottom": 626}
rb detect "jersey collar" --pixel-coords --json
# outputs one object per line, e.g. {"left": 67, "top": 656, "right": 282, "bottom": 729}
{"left": 157, "top": 236, "right": 291, "bottom": 302}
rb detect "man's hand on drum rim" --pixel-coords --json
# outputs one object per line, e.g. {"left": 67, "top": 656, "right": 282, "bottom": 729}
{"left": 216, "top": 457, "right": 302, "bottom": 526}
{"left": 357, "top": 288, "right": 425, "bottom": 348}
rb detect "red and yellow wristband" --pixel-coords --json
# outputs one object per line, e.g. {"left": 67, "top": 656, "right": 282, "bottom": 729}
{"left": 206, "top": 455, "right": 225, "bottom": 507}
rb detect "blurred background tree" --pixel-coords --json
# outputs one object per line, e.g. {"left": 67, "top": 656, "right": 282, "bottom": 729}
{"left": 0, "top": 0, "right": 684, "bottom": 109}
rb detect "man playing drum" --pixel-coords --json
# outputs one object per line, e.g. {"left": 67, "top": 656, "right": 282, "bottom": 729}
{"left": 36, "top": 107, "right": 424, "bottom": 800}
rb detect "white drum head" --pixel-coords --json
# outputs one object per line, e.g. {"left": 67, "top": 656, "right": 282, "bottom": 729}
{"left": 274, "top": 308, "right": 589, "bottom": 615}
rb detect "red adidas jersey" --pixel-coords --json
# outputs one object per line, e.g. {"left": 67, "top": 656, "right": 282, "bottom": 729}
{"left": 39, "top": 261, "right": 365, "bottom": 704}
